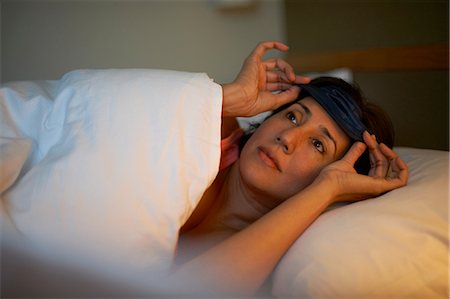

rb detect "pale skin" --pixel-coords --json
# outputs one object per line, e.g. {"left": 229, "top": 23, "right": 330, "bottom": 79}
{"left": 165, "top": 41, "right": 409, "bottom": 296}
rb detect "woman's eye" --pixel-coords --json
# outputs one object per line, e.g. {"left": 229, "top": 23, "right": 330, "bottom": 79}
{"left": 312, "top": 139, "right": 325, "bottom": 153}
{"left": 286, "top": 112, "right": 298, "bottom": 124}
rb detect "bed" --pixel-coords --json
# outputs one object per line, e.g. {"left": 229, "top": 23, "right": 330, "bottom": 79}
{"left": 1, "top": 45, "right": 448, "bottom": 298}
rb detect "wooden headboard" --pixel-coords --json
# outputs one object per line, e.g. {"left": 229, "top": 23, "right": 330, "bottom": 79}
{"left": 287, "top": 43, "right": 449, "bottom": 150}
{"left": 287, "top": 43, "right": 449, "bottom": 72}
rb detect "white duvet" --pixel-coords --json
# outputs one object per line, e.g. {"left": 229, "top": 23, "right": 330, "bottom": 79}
{"left": 1, "top": 69, "right": 223, "bottom": 293}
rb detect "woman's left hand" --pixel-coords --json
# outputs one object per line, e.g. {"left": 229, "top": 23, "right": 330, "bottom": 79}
{"left": 222, "top": 41, "right": 310, "bottom": 117}
{"left": 315, "top": 131, "right": 409, "bottom": 203}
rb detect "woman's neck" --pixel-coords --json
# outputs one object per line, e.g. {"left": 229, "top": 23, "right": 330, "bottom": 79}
{"left": 176, "top": 160, "right": 274, "bottom": 265}
{"left": 213, "top": 161, "right": 272, "bottom": 231}
{"left": 181, "top": 160, "right": 273, "bottom": 235}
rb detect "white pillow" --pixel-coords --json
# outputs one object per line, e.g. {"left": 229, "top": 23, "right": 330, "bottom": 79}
{"left": 1, "top": 69, "right": 222, "bottom": 289}
{"left": 272, "top": 147, "right": 449, "bottom": 298}
{"left": 305, "top": 67, "right": 353, "bottom": 83}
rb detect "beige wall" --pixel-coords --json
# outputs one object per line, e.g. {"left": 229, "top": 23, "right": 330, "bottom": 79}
{"left": 1, "top": 0, "right": 286, "bottom": 83}
{"left": 285, "top": 0, "right": 449, "bottom": 150}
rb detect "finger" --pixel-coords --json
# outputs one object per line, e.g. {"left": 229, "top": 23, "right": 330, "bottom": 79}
{"left": 341, "top": 141, "right": 367, "bottom": 166}
{"left": 394, "top": 156, "right": 409, "bottom": 184}
{"left": 363, "top": 131, "right": 377, "bottom": 176}
{"left": 379, "top": 143, "right": 398, "bottom": 160}
{"left": 263, "top": 59, "right": 277, "bottom": 70}
{"left": 260, "top": 85, "right": 300, "bottom": 110}
{"left": 251, "top": 41, "right": 289, "bottom": 59}
{"left": 266, "top": 70, "right": 290, "bottom": 84}
{"left": 364, "top": 131, "right": 389, "bottom": 178}
{"left": 377, "top": 159, "right": 408, "bottom": 192}
{"left": 266, "top": 82, "right": 294, "bottom": 91}
{"left": 264, "top": 59, "right": 310, "bottom": 85}
{"left": 264, "top": 58, "right": 296, "bottom": 82}
{"left": 294, "top": 75, "right": 311, "bottom": 84}
{"left": 264, "top": 58, "right": 290, "bottom": 70}
{"left": 379, "top": 143, "right": 398, "bottom": 179}
{"left": 379, "top": 144, "right": 409, "bottom": 184}
{"left": 266, "top": 72, "right": 310, "bottom": 87}
{"left": 380, "top": 143, "right": 400, "bottom": 177}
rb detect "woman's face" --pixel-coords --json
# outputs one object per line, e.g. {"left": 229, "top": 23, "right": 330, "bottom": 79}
{"left": 239, "top": 97, "right": 351, "bottom": 207}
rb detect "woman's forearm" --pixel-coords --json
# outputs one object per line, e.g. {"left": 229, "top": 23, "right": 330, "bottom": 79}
{"left": 167, "top": 182, "right": 333, "bottom": 296}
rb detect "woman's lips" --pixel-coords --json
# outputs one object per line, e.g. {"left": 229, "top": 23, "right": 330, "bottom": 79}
{"left": 257, "top": 147, "right": 281, "bottom": 171}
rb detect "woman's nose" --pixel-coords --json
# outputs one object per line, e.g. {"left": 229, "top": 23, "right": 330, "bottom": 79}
{"left": 276, "top": 128, "right": 300, "bottom": 154}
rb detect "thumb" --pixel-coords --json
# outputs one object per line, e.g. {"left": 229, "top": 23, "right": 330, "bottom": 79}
{"left": 342, "top": 142, "right": 367, "bottom": 166}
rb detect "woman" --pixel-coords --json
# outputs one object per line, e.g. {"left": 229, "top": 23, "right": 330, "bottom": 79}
{"left": 168, "top": 41, "right": 409, "bottom": 296}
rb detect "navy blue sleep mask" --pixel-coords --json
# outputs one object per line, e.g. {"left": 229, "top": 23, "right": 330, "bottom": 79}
{"left": 298, "top": 84, "right": 367, "bottom": 141}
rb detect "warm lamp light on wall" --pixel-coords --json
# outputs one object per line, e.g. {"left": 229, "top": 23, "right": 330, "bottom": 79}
{"left": 209, "top": 0, "right": 258, "bottom": 12}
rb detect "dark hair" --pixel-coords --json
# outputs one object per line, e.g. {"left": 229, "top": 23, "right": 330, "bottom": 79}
{"left": 239, "top": 76, "right": 395, "bottom": 174}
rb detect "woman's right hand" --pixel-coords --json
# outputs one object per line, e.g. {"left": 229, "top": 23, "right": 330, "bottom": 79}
{"left": 314, "top": 131, "right": 409, "bottom": 204}
{"left": 222, "top": 41, "right": 310, "bottom": 117}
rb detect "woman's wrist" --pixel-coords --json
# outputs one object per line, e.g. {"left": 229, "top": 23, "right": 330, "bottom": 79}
{"left": 221, "top": 83, "right": 248, "bottom": 117}
{"left": 305, "top": 176, "right": 339, "bottom": 206}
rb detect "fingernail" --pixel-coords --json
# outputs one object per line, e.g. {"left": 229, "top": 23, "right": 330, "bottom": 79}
{"left": 290, "top": 74, "right": 296, "bottom": 82}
